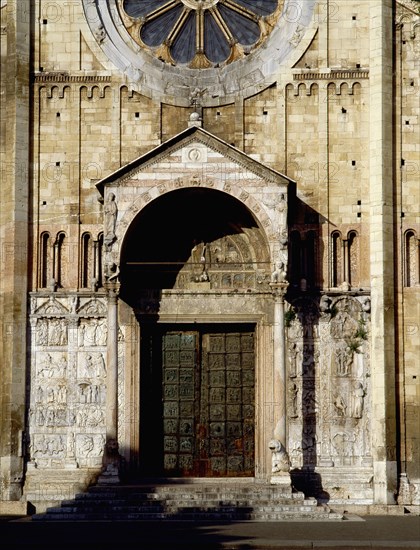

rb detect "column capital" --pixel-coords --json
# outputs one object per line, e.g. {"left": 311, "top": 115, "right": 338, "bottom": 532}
{"left": 270, "top": 282, "right": 289, "bottom": 301}
{"left": 104, "top": 282, "right": 120, "bottom": 302}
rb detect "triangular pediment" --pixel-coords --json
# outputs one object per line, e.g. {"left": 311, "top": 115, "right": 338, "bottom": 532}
{"left": 35, "top": 297, "right": 69, "bottom": 316}
{"left": 96, "top": 126, "right": 293, "bottom": 193}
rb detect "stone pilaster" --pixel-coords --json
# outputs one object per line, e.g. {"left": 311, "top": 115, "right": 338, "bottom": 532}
{"left": 369, "top": 0, "right": 397, "bottom": 504}
{"left": 0, "top": 0, "right": 30, "bottom": 501}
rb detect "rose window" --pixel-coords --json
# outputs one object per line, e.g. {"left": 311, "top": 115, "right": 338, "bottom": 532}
{"left": 119, "top": 0, "right": 282, "bottom": 68}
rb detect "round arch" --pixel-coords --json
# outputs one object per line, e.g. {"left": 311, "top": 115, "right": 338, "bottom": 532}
{"left": 119, "top": 187, "right": 272, "bottom": 306}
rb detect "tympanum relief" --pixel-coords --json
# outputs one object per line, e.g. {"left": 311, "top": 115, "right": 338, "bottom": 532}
{"left": 174, "top": 230, "right": 271, "bottom": 291}
{"left": 28, "top": 295, "right": 108, "bottom": 469}
{"left": 286, "top": 296, "right": 371, "bottom": 470}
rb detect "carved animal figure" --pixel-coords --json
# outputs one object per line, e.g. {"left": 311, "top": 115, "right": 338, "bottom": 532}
{"left": 268, "top": 439, "right": 291, "bottom": 473}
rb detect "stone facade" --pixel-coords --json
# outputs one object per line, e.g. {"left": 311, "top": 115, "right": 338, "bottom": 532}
{"left": 0, "top": 0, "right": 419, "bottom": 512}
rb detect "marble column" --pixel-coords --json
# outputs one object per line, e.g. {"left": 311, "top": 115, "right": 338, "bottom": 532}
{"left": 99, "top": 281, "right": 121, "bottom": 484}
{"left": 271, "top": 283, "right": 288, "bottom": 445}
{"left": 105, "top": 282, "right": 120, "bottom": 441}
{"left": 270, "top": 282, "right": 291, "bottom": 486}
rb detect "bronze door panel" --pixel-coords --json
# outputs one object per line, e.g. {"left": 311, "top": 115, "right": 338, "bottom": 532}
{"left": 143, "top": 326, "right": 255, "bottom": 477}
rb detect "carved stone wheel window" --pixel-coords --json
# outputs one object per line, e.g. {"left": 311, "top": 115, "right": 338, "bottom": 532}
{"left": 119, "top": 0, "right": 282, "bottom": 68}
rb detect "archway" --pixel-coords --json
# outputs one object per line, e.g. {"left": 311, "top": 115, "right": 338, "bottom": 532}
{"left": 119, "top": 188, "right": 271, "bottom": 477}
{"left": 120, "top": 187, "right": 270, "bottom": 302}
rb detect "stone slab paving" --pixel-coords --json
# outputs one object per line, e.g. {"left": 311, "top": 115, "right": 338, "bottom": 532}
{"left": 0, "top": 515, "right": 419, "bottom": 549}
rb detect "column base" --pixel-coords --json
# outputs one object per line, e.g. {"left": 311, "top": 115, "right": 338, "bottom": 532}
{"left": 97, "top": 470, "right": 121, "bottom": 486}
{"left": 270, "top": 473, "right": 292, "bottom": 492}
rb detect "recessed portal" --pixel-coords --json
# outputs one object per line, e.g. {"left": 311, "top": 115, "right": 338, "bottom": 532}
{"left": 120, "top": 188, "right": 271, "bottom": 305}
{"left": 139, "top": 324, "right": 255, "bottom": 477}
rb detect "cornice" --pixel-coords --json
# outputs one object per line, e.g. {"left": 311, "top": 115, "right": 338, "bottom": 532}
{"left": 293, "top": 69, "right": 369, "bottom": 81}
{"left": 34, "top": 73, "right": 112, "bottom": 84}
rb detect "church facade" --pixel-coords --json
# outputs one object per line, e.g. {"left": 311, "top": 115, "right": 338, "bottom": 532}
{"left": 1, "top": 0, "right": 419, "bottom": 512}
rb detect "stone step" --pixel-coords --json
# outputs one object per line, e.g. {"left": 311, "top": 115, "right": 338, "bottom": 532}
{"left": 65, "top": 497, "right": 309, "bottom": 508}
{"left": 32, "top": 482, "right": 343, "bottom": 522}
{"left": 34, "top": 510, "right": 340, "bottom": 522}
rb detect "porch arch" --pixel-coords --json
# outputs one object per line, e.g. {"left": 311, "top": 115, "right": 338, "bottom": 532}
{"left": 119, "top": 187, "right": 272, "bottom": 306}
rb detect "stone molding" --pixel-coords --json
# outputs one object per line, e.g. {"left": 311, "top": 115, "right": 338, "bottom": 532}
{"left": 34, "top": 74, "right": 112, "bottom": 83}
{"left": 293, "top": 70, "right": 369, "bottom": 81}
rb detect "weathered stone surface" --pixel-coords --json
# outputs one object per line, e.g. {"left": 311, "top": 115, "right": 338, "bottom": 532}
{"left": 0, "top": 0, "right": 418, "bottom": 513}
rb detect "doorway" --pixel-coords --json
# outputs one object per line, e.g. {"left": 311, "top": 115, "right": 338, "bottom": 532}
{"left": 139, "top": 324, "right": 255, "bottom": 477}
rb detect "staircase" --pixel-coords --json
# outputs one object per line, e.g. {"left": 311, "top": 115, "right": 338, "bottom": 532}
{"left": 33, "top": 481, "right": 344, "bottom": 521}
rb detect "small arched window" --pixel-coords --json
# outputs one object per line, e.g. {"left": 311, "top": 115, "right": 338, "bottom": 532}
{"left": 348, "top": 230, "right": 359, "bottom": 287}
{"left": 81, "top": 233, "right": 92, "bottom": 288}
{"left": 331, "top": 231, "right": 343, "bottom": 287}
{"left": 96, "top": 233, "right": 104, "bottom": 289}
{"left": 405, "top": 230, "right": 419, "bottom": 287}
{"left": 39, "top": 232, "right": 51, "bottom": 288}
{"left": 55, "top": 232, "right": 67, "bottom": 288}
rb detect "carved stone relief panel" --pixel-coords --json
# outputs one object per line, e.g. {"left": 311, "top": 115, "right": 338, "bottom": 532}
{"left": 28, "top": 294, "right": 108, "bottom": 470}
{"left": 286, "top": 295, "right": 371, "bottom": 470}
{"left": 174, "top": 230, "right": 271, "bottom": 291}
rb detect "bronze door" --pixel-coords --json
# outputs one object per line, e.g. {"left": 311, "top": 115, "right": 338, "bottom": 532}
{"left": 141, "top": 326, "right": 255, "bottom": 477}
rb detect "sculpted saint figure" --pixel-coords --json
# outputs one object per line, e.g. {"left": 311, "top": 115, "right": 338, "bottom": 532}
{"left": 104, "top": 192, "right": 117, "bottom": 248}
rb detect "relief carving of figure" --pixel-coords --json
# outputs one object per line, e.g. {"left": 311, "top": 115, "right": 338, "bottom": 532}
{"left": 36, "top": 408, "right": 45, "bottom": 426}
{"left": 36, "top": 320, "right": 48, "bottom": 345}
{"left": 55, "top": 354, "right": 67, "bottom": 377}
{"left": 83, "top": 353, "right": 94, "bottom": 378}
{"left": 79, "top": 435, "right": 95, "bottom": 458}
{"left": 104, "top": 192, "right": 117, "bottom": 248}
{"left": 34, "top": 435, "right": 65, "bottom": 457}
{"left": 334, "top": 394, "right": 347, "bottom": 417}
{"left": 76, "top": 405, "right": 105, "bottom": 427}
{"left": 336, "top": 344, "right": 353, "bottom": 377}
{"left": 279, "top": 226, "right": 288, "bottom": 247}
{"left": 288, "top": 342, "right": 299, "bottom": 378}
{"left": 38, "top": 353, "right": 53, "bottom": 377}
{"left": 96, "top": 319, "right": 108, "bottom": 346}
{"left": 353, "top": 381, "right": 365, "bottom": 418}
{"left": 93, "top": 353, "right": 106, "bottom": 378}
{"left": 49, "top": 318, "right": 67, "bottom": 346}
{"left": 289, "top": 383, "right": 299, "bottom": 418}
{"left": 85, "top": 322, "right": 97, "bottom": 346}
{"left": 36, "top": 386, "right": 44, "bottom": 403}
{"left": 79, "top": 324, "right": 86, "bottom": 347}
{"left": 86, "top": 405, "right": 105, "bottom": 427}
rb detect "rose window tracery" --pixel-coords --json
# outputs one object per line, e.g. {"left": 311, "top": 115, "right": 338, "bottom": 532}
{"left": 119, "top": 0, "right": 282, "bottom": 68}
